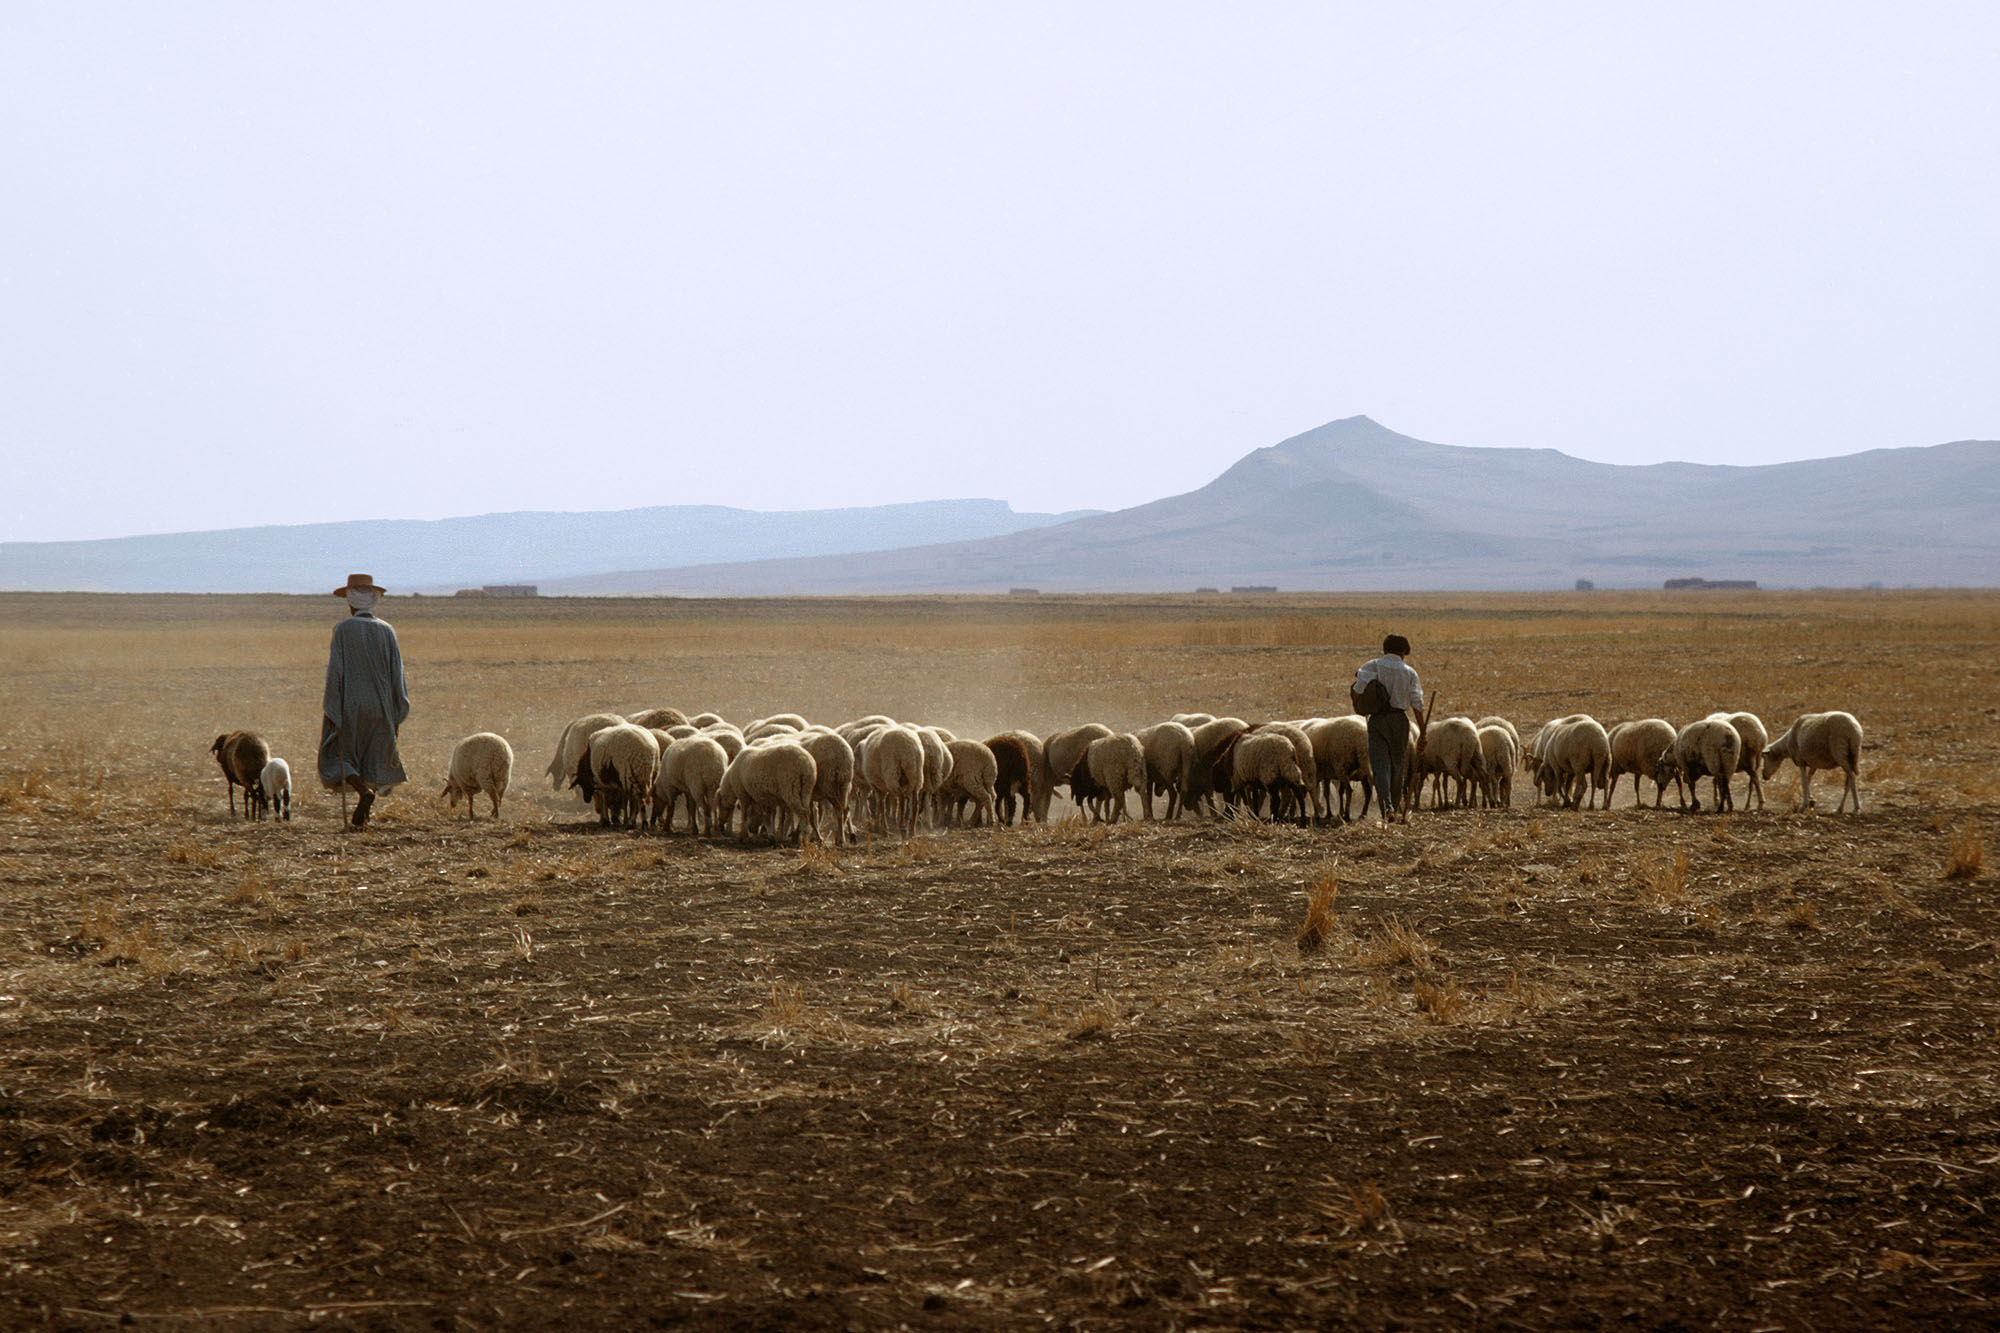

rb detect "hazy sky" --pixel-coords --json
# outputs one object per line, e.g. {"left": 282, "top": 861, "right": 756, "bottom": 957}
{"left": 5, "top": 4, "right": 1997, "bottom": 543}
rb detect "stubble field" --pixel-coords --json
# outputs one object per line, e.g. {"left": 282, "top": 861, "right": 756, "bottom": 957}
{"left": 0, "top": 588, "right": 1996, "bottom": 1331}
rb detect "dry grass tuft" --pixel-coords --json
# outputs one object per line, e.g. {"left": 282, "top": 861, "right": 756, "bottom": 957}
{"left": 1357, "top": 917, "right": 1434, "bottom": 972}
{"left": 165, "top": 832, "right": 224, "bottom": 868}
{"left": 226, "top": 866, "right": 277, "bottom": 906}
{"left": 1637, "top": 849, "right": 1692, "bottom": 905}
{"left": 0, "top": 763, "right": 55, "bottom": 811}
{"left": 1295, "top": 864, "right": 1340, "bottom": 955}
{"left": 1784, "top": 898, "right": 1820, "bottom": 931}
{"left": 1412, "top": 974, "right": 1469, "bottom": 1023}
{"left": 1944, "top": 819, "right": 1985, "bottom": 881}
{"left": 1313, "top": 1179, "right": 1403, "bottom": 1238}
{"left": 1068, "top": 1000, "right": 1118, "bottom": 1041}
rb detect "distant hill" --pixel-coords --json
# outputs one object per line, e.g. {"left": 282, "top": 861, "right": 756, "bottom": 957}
{"left": 550, "top": 416, "right": 2000, "bottom": 593}
{"left": 0, "top": 499, "right": 1102, "bottom": 594}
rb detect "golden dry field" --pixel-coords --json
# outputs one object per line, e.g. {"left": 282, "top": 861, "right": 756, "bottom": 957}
{"left": 1, "top": 588, "right": 1997, "bottom": 1330}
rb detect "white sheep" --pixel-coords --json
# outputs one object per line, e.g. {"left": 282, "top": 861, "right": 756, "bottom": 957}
{"left": 1041, "top": 724, "right": 1114, "bottom": 818}
{"left": 1263, "top": 722, "right": 1324, "bottom": 821}
{"left": 1135, "top": 721, "right": 1197, "bottom": 820}
{"left": 627, "top": 707, "right": 689, "bottom": 730}
{"left": 1227, "top": 729, "right": 1308, "bottom": 820}
{"left": 1706, "top": 711, "right": 1770, "bottom": 812}
{"left": 716, "top": 741, "right": 819, "bottom": 845}
{"left": 545, "top": 713, "right": 626, "bottom": 795}
{"left": 939, "top": 738, "right": 1000, "bottom": 826}
{"left": 1475, "top": 724, "right": 1516, "bottom": 808}
{"left": 743, "top": 717, "right": 803, "bottom": 743}
{"left": 1414, "top": 717, "right": 1487, "bottom": 810}
{"left": 441, "top": 733, "right": 512, "bottom": 820}
{"left": 1070, "top": 732, "right": 1149, "bottom": 823}
{"left": 1475, "top": 715, "right": 1522, "bottom": 753}
{"left": 1605, "top": 719, "right": 1680, "bottom": 809}
{"left": 796, "top": 728, "right": 857, "bottom": 843}
{"left": 1531, "top": 716, "right": 1610, "bottom": 810}
{"left": 917, "top": 726, "right": 956, "bottom": 828}
{"left": 861, "top": 725, "right": 927, "bottom": 838}
{"left": 1304, "top": 716, "right": 1372, "bottom": 821}
{"left": 652, "top": 735, "right": 728, "bottom": 835}
{"left": 700, "top": 724, "right": 747, "bottom": 760}
{"left": 1761, "top": 711, "right": 1864, "bottom": 813}
{"left": 1653, "top": 717, "right": 1742, "bottom": 813}
{"left": 689, "top": 712, "right": 729, "bottom": 729}
{"left": 580, "top": 723, "right": 660, "bottom": 829}
{"left": 257, "top": 757, "right": 292, "bottom": 821}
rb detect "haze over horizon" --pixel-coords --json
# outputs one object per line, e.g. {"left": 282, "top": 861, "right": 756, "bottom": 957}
{"left": 6, "top": 4, "right": 1997, "bottom": 544}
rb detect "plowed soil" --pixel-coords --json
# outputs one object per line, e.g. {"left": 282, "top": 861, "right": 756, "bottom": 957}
{"left": 1, "top": 590, "right": 1995, "bottom": 1330}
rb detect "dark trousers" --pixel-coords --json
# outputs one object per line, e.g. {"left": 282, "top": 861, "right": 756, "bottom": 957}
{"left": 1367, "top": 710, "right": 1410, "bottom": 814}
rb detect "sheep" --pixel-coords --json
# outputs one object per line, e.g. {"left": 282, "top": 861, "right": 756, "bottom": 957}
{"left": 796, "top": 728, "right": 857, "bottom": 843}
{"left": 627, "top": 707, "right": 689, "bottom": 730}
{"left": 578, "top": 723, "right": 660, "bottom": 829}
{"left": 1476, "top": 715, "right": 1522, "bottom": 752}
{"left": 715, "top": 741, "right": 819, "bottom": 846}
{"left": 1184, "top": 717, "right": 1250, "bottom": 816}
{"left": 1531, "top": 716, "right": 1611, "bottom": 810}
{"left": 441, "top": 733, "right": 513, "bottom": 820}
{"left": 210, "top": 731, "right": 272, "bottom": 819}
{"left": 1134, "top": 721, "right": 1197, "bottom": 819}
{"left": 1706, "top": 711, "right": 1770, "bottom": 812}
{"left": 1761, "top": 711, "right": 1864, "bottom": 813}
{"left": 1475, "top": 724, "right": 1516, "bottom": 808}
{"left": 256, "top": 757, "right": 292, "bottom": 821}
{"left": 546, "top": 713, "right": 626, "bottom": 795}
{"left": 1605, "top": 719, "right": 1681, "bottom": 809}
{"left": 917, "top": 727, "right": 955, "bottom": 828}
{"left": 1413, "top": 717, "right": 1487, "bottom": 810}
{"left": 939, "top": 738, "right": 1000, "bottom": 826}
{"left": 743, "top": 717, "right": 803, "bottom": 743}
{"left": 1041, "top": 724, "right": 1113, "bottom": 818}
{"left": 985, "top": 732, "right": 1039, "bottom": 824}
{"left": 1653, "top": 717, "right": 1742, "bottom": 813}
{"left": 1071, "top": 733, "right": 1149, "bottom": 823}
{"left": 1171, "top": 713, "right": 1216, "bottom": 728}
{"left": 652, "top": 735, "right": 729, "bottom": 835}
{"left": 1228, "top": 729, "right": 1309, "bottom": 820}
{"left": 700, "top": 725, "right": 747, "bottom": 760}
{"left": 861, "top": 725, "right": 927, "bottom": 838}
{"left": 689, "top": 712, "right": 728, "bottom": 729}
{"left": 660, "top": 723, "right": 700, "bottom": 741}
{"left": 1262, "top": 722, "right": 1323, "bottom": 821}
{"left": 1305, "top": 716, "right": 1372, "bottom": 821}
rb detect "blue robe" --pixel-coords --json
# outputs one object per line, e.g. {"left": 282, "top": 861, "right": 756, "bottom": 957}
{"left": 318, "top": 612, "right": 410, "bottom": 790}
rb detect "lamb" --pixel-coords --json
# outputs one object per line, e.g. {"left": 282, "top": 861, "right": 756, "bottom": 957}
{"left": 256, "top": 757, "right": 292, "bottom": 821}
{"left": 939, "top": 738, "right": 1000, "bottom": 826}
{"left": 796, "top": 728, "right": 857, "bottom": 843}
{"left": 1605, "top": 719, "right": 1680, "bottom": 809}
{"left": 441, "top": 732, "right": 513, "bottom": 820}
{"left": 986, "top": 731, "right": 1041, "bottom": 824}
{"left": 1653, "top": 717, "right": 1742, "bottom": 813}
{"left": 1706, "top": 711, "right": 1770, "bottom": 812}
{"left": 1228, "top": 729, "right": 1309, "bottom": 820}
{"left": 1071, "top": 733, "right": 1149, "bottom": 823}
{"left": 715, "top": 741, "right": 819, "bottom": 846}
{"left": 1761, "top": 711, "right": 1864, "bottom": 813}
{"left": 210, "top": 731, "right": 272, "bottom": 819}
{"left": 1134, "top": 721, "right": 1197, "bottom": 819}
{"left": 577, "top": 723, "right": 660, "bottom": 829}
{"left": 545, "top": 713, "right": 626, "bottom": 795}
{"left": 861, "top": 725, "right": 927, "bottom": 838}
{"left": 1414, "top": 717, "right": 1487, "bottom": 810}
{"left": 652, "top": 734, "right": 729, "bottom": 835}
{"left": 1532, "top": 716, "right": 1611, "bottom": 810}
{"left": 1475, "top": 724, "right": 1516, "bottom": 808}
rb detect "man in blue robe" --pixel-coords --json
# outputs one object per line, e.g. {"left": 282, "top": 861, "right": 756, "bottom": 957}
{"left": 318, "top": 573, "right": 409, "bottom": 829}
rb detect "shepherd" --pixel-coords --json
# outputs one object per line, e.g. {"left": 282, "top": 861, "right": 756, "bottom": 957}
{"left": 1351, "top": 633, "right": 1426, "bottom": 825}
{"left": 319, "top": 573, "right": 410, "bottom": 830}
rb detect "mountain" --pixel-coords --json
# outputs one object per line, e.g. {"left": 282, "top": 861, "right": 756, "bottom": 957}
{"left": 549, "top": 417, "right": 2000, "bottom": 593}
{"left": 0, "top": 499, "right": 1102, "bottom": 594}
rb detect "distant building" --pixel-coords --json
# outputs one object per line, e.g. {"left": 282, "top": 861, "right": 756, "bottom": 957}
{"left": 1663, "top": 578, "right": 1758, "bottom": 590}
{"left": 1194, "top": 587, "right": 1220, "bottom": 594}
{"left": 484, "top": 585, "right": 538, "bottom": 598}
{"left": 1008, "top": 587, "right": 1040, "bottom": 596}
{"left": 1231, "top": 585, "right": 1278, "bottom": 593}
{"left": 1575, "top": 578, "right": 1596, "bottom": 591}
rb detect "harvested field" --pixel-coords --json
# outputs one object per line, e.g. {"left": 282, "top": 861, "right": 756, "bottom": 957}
{"left": 1, "top": 588, "right": 1997, "bottom": 1330}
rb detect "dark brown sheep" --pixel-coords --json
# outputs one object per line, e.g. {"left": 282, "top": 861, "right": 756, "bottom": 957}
{"left": 985, "top": 734, "right": 1033, "bottom": 825}
{"left": 210, "top": 731, "right": 272, "bottom": 819}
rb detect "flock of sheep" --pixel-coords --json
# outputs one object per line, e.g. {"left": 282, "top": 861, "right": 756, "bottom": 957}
{"left": 207, "top": 706, "right": 1865, "bottom": 842}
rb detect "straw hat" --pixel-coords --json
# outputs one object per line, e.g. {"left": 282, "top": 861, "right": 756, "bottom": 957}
{"left": 333, "top": 573, "right": 387, "bottom": 597}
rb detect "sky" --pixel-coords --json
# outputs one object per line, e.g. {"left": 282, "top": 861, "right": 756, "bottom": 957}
{"left": 4, "top": 3, "right": 1997, "bottom": 544}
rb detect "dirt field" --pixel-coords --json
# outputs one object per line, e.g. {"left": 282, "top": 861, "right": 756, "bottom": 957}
{"left": 1, "top": 589, "right": 1996, "bottom": 1330}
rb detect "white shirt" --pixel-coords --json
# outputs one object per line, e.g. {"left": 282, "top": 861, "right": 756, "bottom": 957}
{"left": 1354, "top": 654, "right": 1424, "bottom": 712}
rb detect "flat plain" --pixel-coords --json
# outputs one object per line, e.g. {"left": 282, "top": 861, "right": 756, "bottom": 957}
{"left": 1, "top": 588, "right": 1996, "bottom": 1330}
